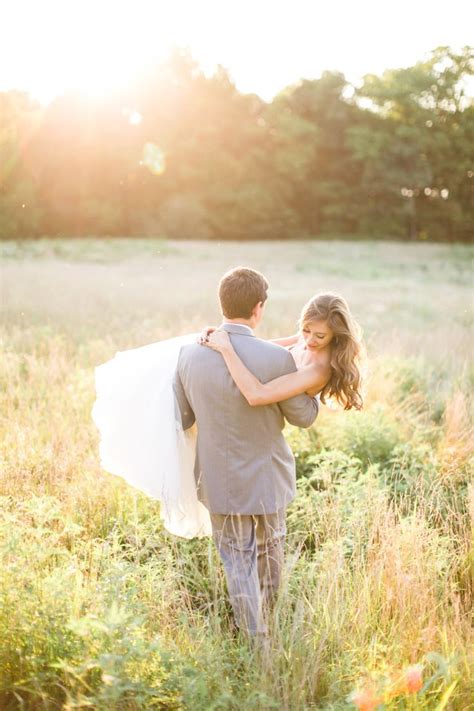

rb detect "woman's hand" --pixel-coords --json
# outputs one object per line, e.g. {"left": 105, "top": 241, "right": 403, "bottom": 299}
{"left": 197, "top": 326, "right": 217, "bottom": 345}
{"left": 201, "top": 329, "right": 232, "bottom": 353}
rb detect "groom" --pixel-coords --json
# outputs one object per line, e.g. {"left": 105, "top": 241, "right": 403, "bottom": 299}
{"left": 172, "top": 267, "right": 319, "bottom": 640}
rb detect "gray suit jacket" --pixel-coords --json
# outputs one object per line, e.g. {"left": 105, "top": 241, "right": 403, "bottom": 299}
{"left": 172, "top": 323, "right": 319, "bottom": 514}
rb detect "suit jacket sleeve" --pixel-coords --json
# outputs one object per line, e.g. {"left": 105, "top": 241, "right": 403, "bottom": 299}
{"left": 276, "top": 350, "right": 319, "bottom": 428}
{"left": 172, "top": 357, "right": 196, "bottom": 430}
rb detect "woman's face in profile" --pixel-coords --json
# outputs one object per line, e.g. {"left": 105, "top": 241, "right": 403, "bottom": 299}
{"left": 301, "top": 320, "right": 334, "bottom": 350}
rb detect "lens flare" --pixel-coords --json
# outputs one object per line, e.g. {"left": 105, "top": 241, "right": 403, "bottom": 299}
{"left": 142, "top": 142, "right": 166, "bottom": 175}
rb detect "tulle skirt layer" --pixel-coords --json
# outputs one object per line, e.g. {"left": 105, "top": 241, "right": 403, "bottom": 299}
{"left": 91, "top": 334, "right": 212, "bottom": 539}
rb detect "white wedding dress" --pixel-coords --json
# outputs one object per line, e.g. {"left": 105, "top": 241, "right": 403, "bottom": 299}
{"left": 91, "top": 333, "right": 213, "bottom": 539}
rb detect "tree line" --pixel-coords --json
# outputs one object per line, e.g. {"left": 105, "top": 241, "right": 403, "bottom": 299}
{"left": 1, "top": 46, "right": 472, "bottom": 241}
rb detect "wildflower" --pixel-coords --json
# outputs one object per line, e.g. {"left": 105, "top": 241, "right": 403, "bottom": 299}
{"left": 350, "top": 687, "right": 383, "bottom": 711}
{"left": 405, "top": 664, "right": 423, "bottom": 693}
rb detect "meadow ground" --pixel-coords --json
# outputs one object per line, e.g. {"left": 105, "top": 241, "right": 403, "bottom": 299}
{"left": 1, "top": 238, "right": 473, "bottom": 710}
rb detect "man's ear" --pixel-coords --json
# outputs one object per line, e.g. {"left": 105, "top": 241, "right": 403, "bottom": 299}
{"left": 252, "top": 301, "right": 262, "bottom": 317}
{"left": 254, "top": 301, "right": 266, "bottom": 322}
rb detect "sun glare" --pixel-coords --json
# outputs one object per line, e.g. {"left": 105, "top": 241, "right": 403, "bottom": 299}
{"left": 5, "top": 1, "right": 177, "bottom": 104}
{"left": 1, "top": 0, "right": 472, "bottom": 105}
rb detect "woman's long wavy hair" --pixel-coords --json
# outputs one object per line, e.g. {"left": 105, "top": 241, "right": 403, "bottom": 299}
{"left": 298, "top": 292, "right": 365, "bottom": 411}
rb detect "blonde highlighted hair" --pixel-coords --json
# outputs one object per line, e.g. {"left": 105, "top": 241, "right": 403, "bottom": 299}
{"left": 298, "top": 292, "right": 365, "bottom": 411}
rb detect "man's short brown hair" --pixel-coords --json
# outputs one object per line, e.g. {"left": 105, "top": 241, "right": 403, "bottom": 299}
{"left": 218, "top": 267, "right": 269, "bottom": 319}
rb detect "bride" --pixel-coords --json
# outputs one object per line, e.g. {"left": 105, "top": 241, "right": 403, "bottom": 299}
{"left": 91, "top": 292, "right": 364, "bottom": 539}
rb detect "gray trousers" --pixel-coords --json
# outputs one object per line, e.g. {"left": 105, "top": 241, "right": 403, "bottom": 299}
{"left": 210, "top": 506, "right": 286, "bottom": 636}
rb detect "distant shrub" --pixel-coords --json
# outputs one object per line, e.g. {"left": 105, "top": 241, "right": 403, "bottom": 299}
{"left": 156, "top": 194, "right": 212, "bottom": 239}
{"left": 318, "top": 403, "right": 402, "bottom": 468}
{"left": 0, "top": 180, "right": 43, "bottom": 239}
{"left": 80, "top": 197, "right": 123, "bottom": 235}
{"left": 373, "top": 356, "right": 447, "bottom": 424}
{"left": 299, "top": 448, "right": 363, "bottom": 491}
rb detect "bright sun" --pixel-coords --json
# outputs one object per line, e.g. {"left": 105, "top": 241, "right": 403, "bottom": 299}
{"left": 1, "top": 0, "right": 472, "bottom": 105}
{"left": 6, "top": 1, "right": 181, "bottom": 104}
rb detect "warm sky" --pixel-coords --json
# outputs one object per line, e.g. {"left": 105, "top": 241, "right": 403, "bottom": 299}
{"left": 2, "top": 0, "right": 473, "bottom": 104}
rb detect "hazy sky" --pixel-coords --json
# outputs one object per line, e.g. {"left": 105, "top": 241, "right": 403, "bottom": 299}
{"left": 2, "top": 0, "right": 473, "bottom": 103}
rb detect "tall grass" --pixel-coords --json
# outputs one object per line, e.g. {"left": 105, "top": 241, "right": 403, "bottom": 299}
{"left": 1, "top": 239, "right": 472, "bottom": 709}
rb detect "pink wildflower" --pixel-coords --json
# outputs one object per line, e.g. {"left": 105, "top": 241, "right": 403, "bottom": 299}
{"left": 351, "top": 687, "right": 383, "bottom": 711}
{"left": 405, "top": 664, "right": 423, "bottom": 693}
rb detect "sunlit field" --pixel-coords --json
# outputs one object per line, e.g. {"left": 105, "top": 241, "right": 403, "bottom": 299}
{"left": 1, "top": 238, "right": 473, "bottom": 710}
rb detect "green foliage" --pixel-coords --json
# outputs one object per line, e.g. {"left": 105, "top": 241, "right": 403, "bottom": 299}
{"left": 351, "top": 46, "right": 474, "bottom": 241}
{"left": 0, "top": 179, "right": 43, "bottom": 238}
{"left": 0, "top": 496, "right": 186, "bottom": 709}
{"left": 317, "top": 404, "right": 402, "bottom": 468}
{"left": 1, "top": 47, "right": 472, "bottom": 241}
{"left": 1, "top": 239, "right": 472, "bottom": 707}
